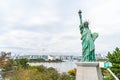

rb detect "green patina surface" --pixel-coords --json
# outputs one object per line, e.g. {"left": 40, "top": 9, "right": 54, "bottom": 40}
{"left": 78, "top": 10, "right": 98, "bottom": 62}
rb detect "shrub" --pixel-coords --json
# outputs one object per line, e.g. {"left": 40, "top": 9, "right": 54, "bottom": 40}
{"left": 68, "top": 68, "right": 76, "bottom": 76}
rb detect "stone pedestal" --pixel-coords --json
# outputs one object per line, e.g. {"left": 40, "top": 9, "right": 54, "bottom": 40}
{"left": 76, "top": 62, "right": 103, "bottom": 80}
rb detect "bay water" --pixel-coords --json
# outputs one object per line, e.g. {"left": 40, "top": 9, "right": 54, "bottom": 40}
{"left": 28, "top": 62, "right": 77, "bottom": 73}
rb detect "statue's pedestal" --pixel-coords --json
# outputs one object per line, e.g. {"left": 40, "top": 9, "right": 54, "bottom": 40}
{"left": 76, "top": 62, "right": 103, "bottom": 80}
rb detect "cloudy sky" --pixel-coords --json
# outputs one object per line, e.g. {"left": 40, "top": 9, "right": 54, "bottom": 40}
{"left": 0, "top": 0, "right": 120, "bottom": 55}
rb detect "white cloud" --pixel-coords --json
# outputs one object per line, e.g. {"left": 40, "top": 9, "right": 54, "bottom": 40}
{"left": 0, "top": 0, "right": 120, "bottom": 55}
{"left": 22, "top": 15, "right": 60, "bottom": 26}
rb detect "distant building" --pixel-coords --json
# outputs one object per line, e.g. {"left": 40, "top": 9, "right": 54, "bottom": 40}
{"left": 13, "top": 53, "right": 106, "bottom": 61}
{"left": 14, "top": 54, "right": 82, "bottom": 61}
{"left": 95, "top": 53, "right": 107, "bottom": 60}
{"left": 14, "top": 55, "right": 48, "bottom": 60}
{"left": 48, "top": 55, "right": 55, "bottom": 60}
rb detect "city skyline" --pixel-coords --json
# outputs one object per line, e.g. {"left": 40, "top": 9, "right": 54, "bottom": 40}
{"left": 0, "top": 0, "right": 120, "bottom": 55}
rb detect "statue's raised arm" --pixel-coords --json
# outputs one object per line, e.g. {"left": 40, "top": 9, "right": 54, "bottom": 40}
{"left": 78, "top": 10, "right": 82, "bottom": 25}
{"left": 78, "top": 10, "right": 84, "bottom": 34}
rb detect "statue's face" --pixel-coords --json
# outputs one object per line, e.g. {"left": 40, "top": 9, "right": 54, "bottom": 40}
{"left": 84, "top": 22, "right": 88, "bottom": 28}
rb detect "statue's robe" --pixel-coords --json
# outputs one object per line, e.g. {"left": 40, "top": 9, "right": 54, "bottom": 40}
{"left": 80, "top": 24, "right": 98, "bottom": 62}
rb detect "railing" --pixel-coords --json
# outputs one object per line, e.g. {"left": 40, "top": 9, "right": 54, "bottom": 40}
{"left": 107, "top": 68, "right": 119, "bottom": 80}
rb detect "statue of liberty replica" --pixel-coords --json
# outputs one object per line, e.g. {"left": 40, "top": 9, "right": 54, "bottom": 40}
{"left": 78, "top": 10, "right": 98, "bottom": 62}
{"left": 76, "top": 10, "right": 102, "bottom": 80}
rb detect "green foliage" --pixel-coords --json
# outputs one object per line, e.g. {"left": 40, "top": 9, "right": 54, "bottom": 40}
{"left": 15, "top": 58, "right": 29, "bottom": 68}
{"left": 1, "top": 57, "right": 71, "bottom": 80}
{"left": 9, "top": 65, "right": 73, "bottom": 80}
{"left": 103, "top": 77, "right": 113, "bottom": 80}
{"left": 48, "top": 68, "right": 59, "bottom": 80}
{"left": 101, "top": 68, "right": 114, "bottom": 80}
{"left": 68, "top": 68, "right": 76, "bottom": 76}
{"left": 1, "top": 59, "right": 14, "bottom": 72}
{"left": 29, "top": 58, "right": 45, "bottom": 62}
{"left": 47, "top": 67, "right": 56, "bottom": 71}
{"left": 48, "top": 59, "right": 63, "bottom": 62}
{"left": 107, "top": 47, "right": 120, "bottom": 79}
{"left": 28, "top": 59, "right": 63, "bottom": 63}
{"left": 38, "top": 65, "right": 47, "bottom": 72}
{"left": 101, "top": 68, "right": 110, "bottom": 76}
{"left": 58, "top": 73, "right": 71, "bottom": 80}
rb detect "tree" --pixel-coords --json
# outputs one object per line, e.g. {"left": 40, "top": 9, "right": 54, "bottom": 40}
{"left": 15, "top": 58, "right": 29, "bottom": 68}
{"left": 107, "top": 47, "right": 120, "bottom": 79}
{"left": 0, "top": 53, "right": 13, "bottom": 70}
{"left": 0, "top": 53, "right": 8, "bottom": 68}
{"left": 0, "top": 53, "right": 14, "bottom": 79}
